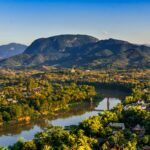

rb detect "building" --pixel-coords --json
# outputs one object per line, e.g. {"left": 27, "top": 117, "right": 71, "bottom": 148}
{"left": 137, "top": 100, "right": 145, "bottom": 105}
{"left": 32, "top": 87, "right": 42, "bottom": 93}
{"left": 132, "top": 124, "right": 145, "bottom": 137}
{"left": 143, "top": 145, "right": 150, "bottom": 150}
{"left": 109, "top": 123, "right": 125, "bottom": 130}
{"left": 7, "top": 98, "right": 18, "bottom": 104}
{"left": 71, "top": 68, "right": 76, "bottom": 73}
{"left": 0, "top": 93, "right": 5, "bottom": 98}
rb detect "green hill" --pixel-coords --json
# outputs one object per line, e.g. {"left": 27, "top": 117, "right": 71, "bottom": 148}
{"left": 0, "top": 35, "right": 150, "bottom": 69}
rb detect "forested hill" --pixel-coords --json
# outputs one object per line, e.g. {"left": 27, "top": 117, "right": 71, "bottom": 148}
{"left": 0, "top": 34, "right": 150, "bottom": 69}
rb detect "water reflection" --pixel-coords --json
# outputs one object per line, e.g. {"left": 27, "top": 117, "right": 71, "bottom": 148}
{"left": 95, "top": 98, "right": 121, "bottom": 111}
{"left": 0, "top": 88, "right": 128, "bottom": 147}
{"left": 50, "top": 111, "right": 99, "bottom": 127}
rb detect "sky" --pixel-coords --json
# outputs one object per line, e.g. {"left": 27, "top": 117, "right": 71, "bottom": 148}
{"left": 0, "top": 0, "right": 150, "bottom": 45}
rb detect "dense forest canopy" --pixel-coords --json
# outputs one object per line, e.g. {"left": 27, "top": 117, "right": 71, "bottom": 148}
{"left": 0, "top": 68, "right": 150, "bottom": 149}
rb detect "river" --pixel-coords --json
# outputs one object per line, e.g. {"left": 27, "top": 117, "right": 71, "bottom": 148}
{"left": 0, "top": 88, "right": 128, "bottom": 147}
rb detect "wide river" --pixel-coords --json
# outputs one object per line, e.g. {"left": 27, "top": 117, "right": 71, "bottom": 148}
{"left": 0, "top": 88, "right": 128, "bottom": 147}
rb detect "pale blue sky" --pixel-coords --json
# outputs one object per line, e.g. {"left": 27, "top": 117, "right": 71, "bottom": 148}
{"left": 0, "top": 0, "right": 150, "bottom": 45}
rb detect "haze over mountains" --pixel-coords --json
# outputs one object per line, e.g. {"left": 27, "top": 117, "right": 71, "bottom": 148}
{"left": 0, "top": 34, "right": 150, "bottom": 69}
{"left": 0, "top": 43, "right": 27, "bottom": 60}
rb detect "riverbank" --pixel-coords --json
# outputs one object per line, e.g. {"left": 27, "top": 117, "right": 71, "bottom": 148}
{"left": 0, "top": 87, "right": 129, "bottom": 147}
{"left": 0, "top": 98, "right": 101, "bottom": 130}
{"left": 0, "top": 86, "right": 119, "bottom": 129}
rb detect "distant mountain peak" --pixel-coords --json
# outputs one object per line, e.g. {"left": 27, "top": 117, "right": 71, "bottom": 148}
{"left": 100, "top": 38, "right": 131, "bottom": 44}
{"left": 24, "top": 34, "right": 99, "bottom": 54}
{"left": 0, "top": 43, "right": 27, "bottom": 60}
{"left": 0, "top": 34, "right": 150, "bottom": 69}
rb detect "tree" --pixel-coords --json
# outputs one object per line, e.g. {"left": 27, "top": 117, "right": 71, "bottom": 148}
{"left": 22, "top": 141, "right": 36, "bottom": 150}
{"left": 2, "top": 111, "right": 11, "bottom": 122}
{"left": 0, "top": 146, "right": 6, "bottom": 150}
{"left": 141, "top": 135, "right": 149, "bottom": 145}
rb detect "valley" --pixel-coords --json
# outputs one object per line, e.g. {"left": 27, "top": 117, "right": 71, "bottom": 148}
{"left": 0, "top": 68, "right": 149, "bottom": 149}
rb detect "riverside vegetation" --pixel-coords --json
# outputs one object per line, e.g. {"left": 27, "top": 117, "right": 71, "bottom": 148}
{"left": 0, "top": 68, "right": 150, "bottom": 149}
{"left": 0, "top": 79, "right": 96, "bottom": 124}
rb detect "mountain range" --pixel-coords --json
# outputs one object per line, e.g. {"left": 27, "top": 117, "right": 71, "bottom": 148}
{"left": 0, "top": 43, "right": 27, "bottom": 60}
{"left": 0, "top": 34, "right": 150, "bottom": 69}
